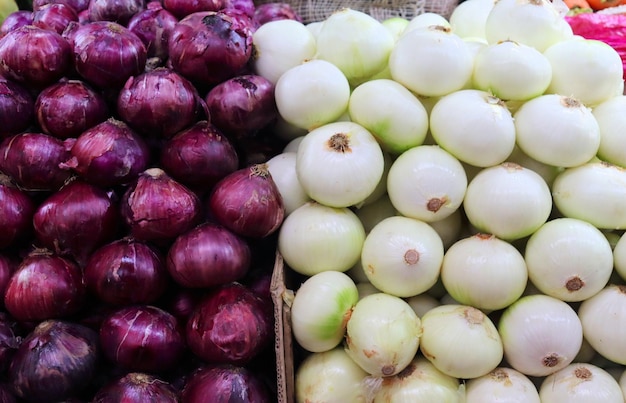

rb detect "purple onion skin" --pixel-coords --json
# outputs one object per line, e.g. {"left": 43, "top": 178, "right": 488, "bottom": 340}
{"left": 0, "top": 132, "right": 74, "bottom": 191}
{"left": 127, "top": 5, "right": 178, "bottom": 61}
{"left": 85, "top": 238, "right": 168, "bottom": 306}
{"left": 0, "top": 254, "right": 17, "bottom": 305}
{"left": 33, "top": 3, "right": 79, "bottom": 34}
{"left": 0, "top": 78, "right": 34, "bottom": 139}
{"left": 168, "top": 11, "right": 253, "bottom": 87}
{"left": 33, "top": 0, "right": 90, "bottom": 13}
{"left": 71, "top": 21, "right": 147, "bottom": 89}
{"left": 181, "top": 364, "right": 272, "bottom": 403}
{"left": 208, "top": 164, "right": 285, "bottom": 239}
{"left": 0, "top": 25, "right": 71, "bottom": 89}
{"left": 4, "top": 251, "right": 86, "bottom": 322}
{"left": 205, "top": 74, "right": 277, "bottom": 138}
{"left": 0, "top": 383, "right": 17, "bottom": 403}
{"left": 253, "top": 2, "right": 302, "bottom": 27}
{"left": 121, "top": 168, "right": 203, "bottom": 244}
{"left": 0, "top": 177, "right": 36, "bottom": 249}
{"left": 9, "top": 320, "right": 99, "bottom": 402}
{"left": 186, "top": 282, "right": 273, "bottom": 365}
{"left": 159, "top": 120, "right": 239, "bottom": 192}
{"left": 162, "top": 0, "right": 223, "bottom": 19}
{"left": 99, "top": 305, "right": 185, "bottom": 373}
{"left": 117, "top": 67, "right": 205, "bottom": 139}
{"left": 61, "top": 118, "right": 150, "bottom": 187}
{"left": 35, "top": 79, "right": 109, "bottom": 139}
{"left": 0, "top": 11, "right": 34, "bottom": 36}
{"left": 87, "top": 0, "right": 146, "bottom": 25}
{"left": 166, "top": 222, "right": 251, "bottom": 289}
{"left": 93, "top": 372, "right": 178, "bottom": 403}
{"left": 0, "top": 312, "right": 21, "bottom": 374}
{"left": 158, "top": 287, "right": 202, "bottom": 323}
{"left": 32, "top": 180, "right": 120, "bottom": 266}
{"left": 223, "top": 0, "right": 255, "bottom": 18}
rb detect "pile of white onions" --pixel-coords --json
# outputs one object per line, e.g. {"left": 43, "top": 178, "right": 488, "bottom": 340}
{"left": 251, "top": 2, "right": 626, "bottom": 402}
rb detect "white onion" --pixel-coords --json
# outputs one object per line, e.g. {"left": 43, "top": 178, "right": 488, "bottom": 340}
{"left": 465, "top": 367, "right": 541, "bottom": 403}
{"left": 389, "top": 26, "right": 474, "bottom": 97}
{"left": 266, "top": 152, "right": 310, "bottom": 215}
{"left": 472, "top": 40, "right": 552, "bottom": 101}
{"left": 498, "top": 294, "right": 583, "bottom": 377}
{"left": 282, "top": 135, "right": 304, "bottom": 153}
{"left": 274, "top": 59, "right": 350, "bottom": 131}
{"left": 544, "top": 38, "right": 624, "bottom": 106}
{"left": 296, "top": 121, "right": 384, "bottom": 208}
{"left": 345, "top": 293, "right": 421, "bottom": 377}
{"left": 505, "top": 145, "right": 563, "bottom": 188}
{"left": 356, "top": 282, "right": 380, "bottom": 299}
{"left": 403, "top": 12, "right": 451, "bottom": 34}
{"left": 405, "top": 293, "right": 441, "bottom": 318}
{"left": 359, "top": 152, "right": 393, "bottom": 208}
{"left": 427, "top": 208, "right": 463, "bottom": 250}
{"left": 441, "top": 233, "right": 528, "bottom": 311}
{"left": 538, "top": 363, "right": 624, "bottom": 403}
{"left": 514, "top": 94, "right": 600, "bottom": 168}
{"left": 278, "top": 201, "right": 365, "bottom": 276}
{"left": 484, "top": 0, "right": 573, "bottom": 52}
{"left": 314, "top": 8, "right": 395, "bottom": 85}
{"left": 386, "top": 145, "right": 467, "bottom": 222}
{"left": 429, "top": 89, "right": 516, "bottom": 167}
{"left": 348, "top": 79, "right": 429, "bottom": 155}
{"left": 295, "top": 347, "right": 369, "bottom": 403}
{"left": 361, "top": 216, "right": 444, "bottom": 298}
{"left": 620, "top": 369, "right": 626, "bottom": 398}
{"left": 372, "top": 357, "right": 464, "bottom": 402}
{"left": 290, "top": 271, "right": 358, "bottom": 352}
{"left": 578, "top": 284, "right": 626, "bottom": 365}
{"left": 449, "top": 0, "right": 495, "bottom": 39}
{"left": 251, "top": 19, "right": 317, "bottom": 85}
{"left": 463, "top": 163, "right": 552, "bottom": 240}
{"left": 305, "top": 21, "right": 323, "bottom": 39}
{"left": 614, "top": 233, "right": 626, "bottom": 282}
{"left": 552, "top": 161, "right": 626, "bottom": 230}
{"left": 524, "top": 218, "right": 613, "bottom": 302}
{"left": 381, "top": 16, "right": 409, "bottom": 41}
{"left": 419, "top": 304, "right": 503, "bottom": 379}
{"left": 354, "top": 193, "right": 397, "bottom": 234}
{"left": 592, "top": 95, "right": 626, "bottom": 167}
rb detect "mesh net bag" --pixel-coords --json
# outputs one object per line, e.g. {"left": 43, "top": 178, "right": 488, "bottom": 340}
{"left": 254, "top": 0, "right": 459, "bottom": 23}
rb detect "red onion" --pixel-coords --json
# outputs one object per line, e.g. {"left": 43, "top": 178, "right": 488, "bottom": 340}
{"left": 4, "top": 250, "right": 86, "bottom": 322}
{"left": 252, "top": 2, "right": 302, "bottom": 27}
{"left": 0, "top": 132, "right": 74, "bottom": 191}
{"left": 186, "top": 282, "right": 273, "bottom": 365}
{"left": 0, "top": 254, "right": 17, "bottom": 306}
{"left": 99, "top": 305, "right": 185, "bottom": 373}
{"left": 162, "top": 0, "right": 223, "bottom": 19}
{"left": 0, "top": 25, "right": 71, "bottom": 88}
{"left": 0, "top": 78, "right": 34, "bottom": 139}
{"left": 159, "top": 287, "right": 202, "bottom": 323}
{"left": 0, "top": 312, "right": 21, "bottom": 374}
{"left": 87, "top": 0, "right": 146, "bottom": 25}
{"left": 32, "top": 180, "right": 120, "bottom": 266}
{"left": 204, "top": 74, "right": 277, "bottom": 138}
{"left": 117, "top": 67, "right": 206, "bottom": 139}
{"left": 71, "top": 21, "right": 147, "bottom": 89}
{"left": 207, "top": 164, "right": 284, "bottom": 238}
{"left": 60, "top": 118, "right": 150, "bottom": 187}
{"left": 8, "top": 320, "right": 99, "bottom": 402}
{"left": 0, "top": 383, "right": 17, "bottom": 403}
{"left": 159, "top": 120, "right": 239, "bottom": 191}
{"left": 168, "top": 10, "right": 253, "bottom": 86}
{"left": 32, "top": 3, "right": 79, "bottom": 34}
{"left": 166, "top": 222, "right": 251, "bottom": 288}
{"left": 92, "top": 372, "right": 178, "bottom": 402}
{"left": 85, "top": 238, "right": 168, "bottom": 306}
{"left": 181, "top": 364, "right": 272, "bottom": 403}
{"left": 0, "top": 10, "right": 33, "bottom": 36}
{"left": 127, "top": 4, "right": 178, "bottom": 62}
{"left": 33, "top": 0, "right": 90, "bottom": 13}
{"left": 0, "top": 175, "right": 36, "bottom": 249}
{"left": 35, "top": 79, "right": 109, "bottom": 139}
{"left": 120, "top": 168, "right": 202, "bottom": 244}
{"left": 223, "top": 0, "right": 255, "bottom": 18}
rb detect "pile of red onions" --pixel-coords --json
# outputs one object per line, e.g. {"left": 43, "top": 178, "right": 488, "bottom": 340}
{"left": 0, "top": 0, "right": 299, "bottom": 400}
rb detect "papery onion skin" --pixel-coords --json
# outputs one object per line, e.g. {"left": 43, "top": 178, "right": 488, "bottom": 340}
{"left": 0, "top": 25, "right": 71, "bottom": 88}
{"left": 71, "top": 21, "right": 147, "bottom": 89}
{"left": 186, "top": 282, "right": 273, "bottom": 365}
{"left": 252, "top": 2, "right": 301, "bottom": 27}
{"left": 99, "top": 305, "right": 185, "bottom": 373}
{"left": 539, "top": 363, "right": 623, "bottom": 403}
{"left": 0, "top": 176, "right": 35, "bottom": 249}
{"left": 0, "top": 11, "right": 33, "bottom": 36}
{"left": 88, "top": 0, "right": 146, "bottom": 25}
{"left": 120, "top": 168, "right": 202, "bottom": 244}
{"left": 92, "top": 372, "right": 178, "bottom": 403}
{"left": 9, "top": 320, "right": 100, "bottom": 403}
{"left": 166, "top": 222, "right": 252, "bottom": 289}
{"left": 32, "top": 3, "right": 78, "bottom": 34}
{"left": 181, "top": 364, "right": 272, "bottom": 403}
{"left": 33, "top": 180, "right": 120, "bottom": 266}
{"left": 208, "top": 164, "right": 285, "bottom": 239}
{"left": 117, "top": 67, "right": 206, "bottom": 139}
{"left": 0, "top": 312, "right": 21, "bottom": 374}
{"left": 159, "top": 120, "right": 239, "bottom": 192}
{"left": 127, "top": 4, "right": 178, "bottom": 61}
{"left": 4, "top": 251, "right": 86, "bottom": 322}
{"left": 85, "top": 238, "right": 168, "bottom": 306}
{"left": 0, "top": 254, "right": 17, "bottom": 307}
{"left": 465, "top": 367, "right": 540, "bottom": 403}
{"left": 33, "top": 0, "right": 89, "bottom": 12}
{"left": 35, "top": 79, "right": 109, "bottom": 140}
{"left": 162, "top": 0, "right": 223, "bottom": 19}
{"left": 0, "top": 78, "right": 34, "bottom": 139}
